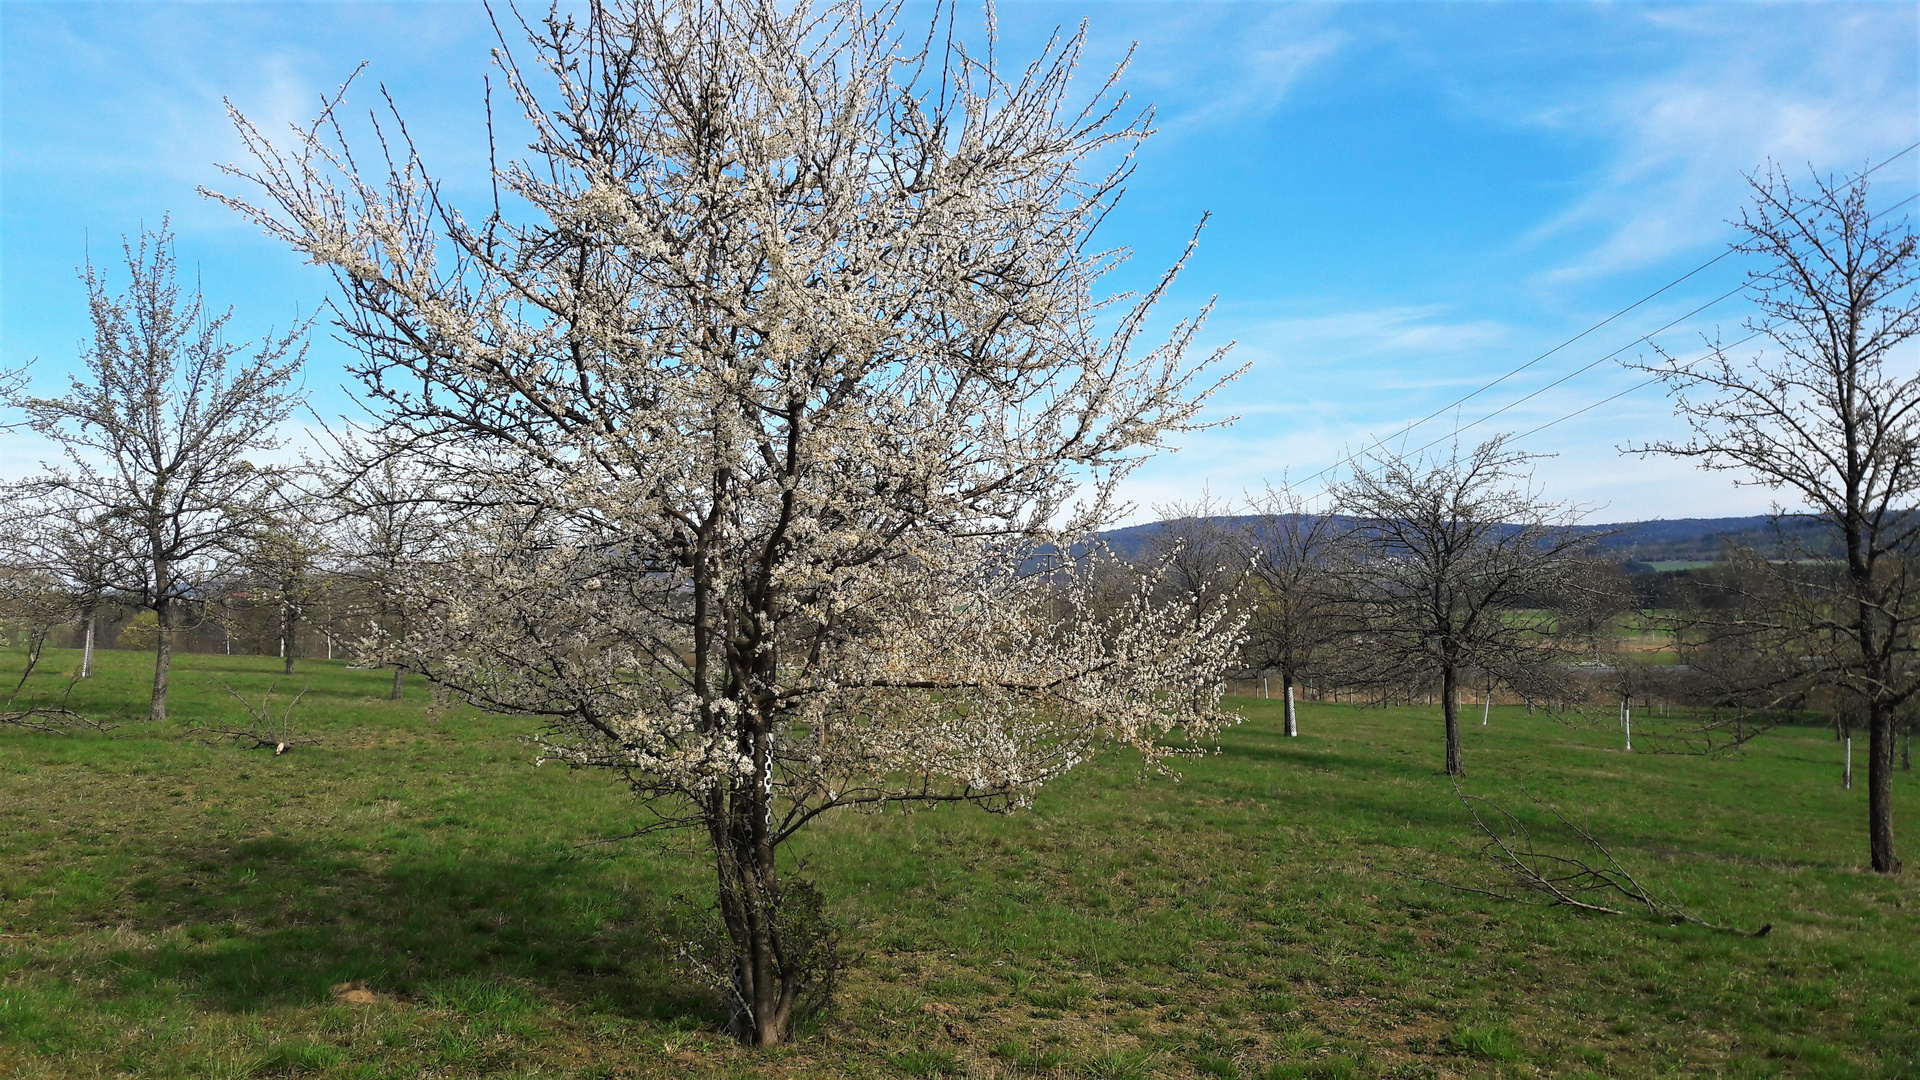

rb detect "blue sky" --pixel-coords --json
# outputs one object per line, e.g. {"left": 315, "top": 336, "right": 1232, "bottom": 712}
{"left": 3, "top": 1, "right": 1916, "bottom": 524}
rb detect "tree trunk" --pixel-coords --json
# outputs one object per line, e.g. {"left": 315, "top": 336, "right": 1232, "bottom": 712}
{"left": 282, "top": 602, "right": 297, "bottom": 675}
{"left": 1282, "top": 671, "right": 1297, "bottom": 738}
{"left": 1441, "top": 664, "right": 1462, "bottom": 776}
{"left": 390, "top": 667, "right": 404, "bottom": 700}
{"left": 150, "top": 598, "right": 172, "bottom": 722}
{"left": 80, "top": 610, "right": 95, "bottom": 679}
{"left": 1870, "top": 701, "right": 1900, "bottom": 873}
{"left": 711, "top": 774, "right": 796, "bottom": 1045}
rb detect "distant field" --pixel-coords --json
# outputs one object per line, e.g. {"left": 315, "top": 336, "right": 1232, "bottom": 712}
{"left": 2, "top": 647, "right": 1916, "bottom": 1078}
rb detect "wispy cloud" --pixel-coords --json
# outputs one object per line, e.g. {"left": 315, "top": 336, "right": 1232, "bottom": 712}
{"left": 1083, "top": 4, "right": 1343, "bottom": 140}
{"left": 1232, "top": 303, "right": 1512, "bottom": 364}
{"left": 1521, "top": 5, "right": 1918, "bottom": 280}
{"left": 3, "top": 3, "right": 497, "bottom": 232}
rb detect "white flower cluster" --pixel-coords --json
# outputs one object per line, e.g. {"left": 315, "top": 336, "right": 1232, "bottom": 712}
{"left": 209, "top": 0, "right": 1244, "bottom": 846}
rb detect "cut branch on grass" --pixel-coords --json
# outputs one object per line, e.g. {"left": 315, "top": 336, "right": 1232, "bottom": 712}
{"left": 1412, "top": 782, "right": 1770, "bottom": 937}
{"left": 0, "top": 626, "right": 105, "bottom": 735}
{"left": 194, "top": 678, "right": 319, "bottom": 752}
{"left": 0, "top": 700, "right": 107, "bottom": 734}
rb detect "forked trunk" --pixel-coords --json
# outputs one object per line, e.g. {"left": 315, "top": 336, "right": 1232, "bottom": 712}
{"left": 711, "top": 769, "right": 799, "bottom": 1046}
{"left": 1441, "top": 664, "right": 1463, "bottom": 776}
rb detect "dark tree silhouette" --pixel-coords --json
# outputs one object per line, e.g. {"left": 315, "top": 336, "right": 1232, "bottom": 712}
{"left": 1635, "top": 164, "right": 1920, "bottom": 874}
{"left": 1332, "top": 436, "right": 1590, "bottom": 776}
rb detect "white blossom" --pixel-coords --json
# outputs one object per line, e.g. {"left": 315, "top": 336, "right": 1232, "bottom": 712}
{"left": 209, "top": 0, "right": 1243, "bottom": 1044}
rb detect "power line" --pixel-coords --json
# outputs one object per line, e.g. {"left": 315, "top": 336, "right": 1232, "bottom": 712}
{"left": 1301, "top": 140, "right": 1920, "bottom": 487}
{"left": 1508, "top": 329, "right": 1766, "bottom": 444}
{"left": 1864, "top": 141, "right": 1919, "bottom": 179}
{"left": 1400, "top": 283, "right": 1745, "bottom": 460}
{"left": 1501, "top": 189, "right": 1920, "bottom": 448}
{"left": 1296, "top": 250, "right": 1736, "bottom": 486}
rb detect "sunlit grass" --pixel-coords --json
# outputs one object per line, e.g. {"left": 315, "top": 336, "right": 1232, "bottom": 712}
{"left": 1, "top": 646, "right": 1915, "bottom": 1077}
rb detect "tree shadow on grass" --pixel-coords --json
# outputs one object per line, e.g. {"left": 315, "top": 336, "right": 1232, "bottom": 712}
{"left": 1209, "top": 733, "right": 1456, "bottom": 790}
{"left": 119, "top": 832, "right": 722, "bottom": 1026}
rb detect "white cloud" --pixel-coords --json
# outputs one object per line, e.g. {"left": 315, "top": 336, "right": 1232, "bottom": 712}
{"left": 1523, "top": 5, "right": 1918, "bottom": 280}
{"left": 1228, "top": 303, "right": 1512, "bottom": 365}
{"left": 3, "top": 4, "right": 500, "bottom": 234}
{"left": 1073, "top": 4, "right": 1343, "bottom": 140}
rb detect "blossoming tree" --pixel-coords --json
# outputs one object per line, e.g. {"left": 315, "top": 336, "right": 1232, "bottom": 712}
{"left": 211, "top": 0, "right": 1242, "bottom": 1043}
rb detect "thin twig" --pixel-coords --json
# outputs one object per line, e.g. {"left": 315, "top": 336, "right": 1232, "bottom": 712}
{"left": 192, "top": 678, "right": 319, "bottom": 752}
{"left": 1410, "top": 781, "right": 1771, "bottom": 937}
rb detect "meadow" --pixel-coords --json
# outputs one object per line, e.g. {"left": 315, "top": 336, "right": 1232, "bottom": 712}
{"left": 1, "top": 648, "right": 1915, "bottom": 1078}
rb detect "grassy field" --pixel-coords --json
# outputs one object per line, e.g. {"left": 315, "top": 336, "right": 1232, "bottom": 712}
{"left": 1, "top": 648, "right": 1916, "bottom": 1079}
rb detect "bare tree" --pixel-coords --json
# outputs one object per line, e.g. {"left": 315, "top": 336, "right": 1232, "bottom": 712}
{"left": 7, "top": 222, "right": 307, "bottom": 720}
{"left": 0, "top": 489, "right": 132, "bottom": 679}
{"left": 1146, "top": 492, "right": 1246, "bottom": 636}
{"left": 1634, "top": 164, "right": 1920, "bottom": 874}
{"left": 213, "top": 0, "right": 1241, "bottom": 1044}
{"left": 239, "top": 500, "right": 330, "bottom": 676}
{"left": 1560, "top": 559, "right": 1634, "bottom": 668}
{"left": 1559, "top": 558, "right": 1649, "bottom": 739}
{"left": 1653, "top": 553, "right": 1813, "bottom": 749}
{"left": 1239, "top": 485, "right": 1349, "bottom": 737}
{"left": 1332, "top": 436, "right": 1590, "bottom": 776}
{"left": 326, "top": 446, "right": 447, "bottom": 699}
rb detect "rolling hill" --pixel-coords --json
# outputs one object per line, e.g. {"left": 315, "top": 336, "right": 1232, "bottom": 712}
{"left": 1100, "top": 513, "right": 1838, "bottom": 570}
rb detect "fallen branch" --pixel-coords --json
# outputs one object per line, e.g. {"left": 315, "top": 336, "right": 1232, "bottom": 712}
{"left": 0, "top": 704, "right": 108, "bottom": 734}
{"left": 1, "top": 670, "right": 111, "bottom": 735}
{"left": 191, "top": 679, "right": 319, "bottom": 753}
{"left": 1408, "top": 781, "right": 1770, "bottom": 937}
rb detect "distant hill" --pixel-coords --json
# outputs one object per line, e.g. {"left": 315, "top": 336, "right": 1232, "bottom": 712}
{"left": 1573, "top": 515, "right": 1835, "bottom": 566}
{"left": 1099, "top": 514, "right": 1837, "bottom": 570}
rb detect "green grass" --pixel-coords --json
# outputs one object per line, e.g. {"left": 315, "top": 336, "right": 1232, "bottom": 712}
{"left": 1, "top": 646, "right": 1917, "bottom": 1078}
